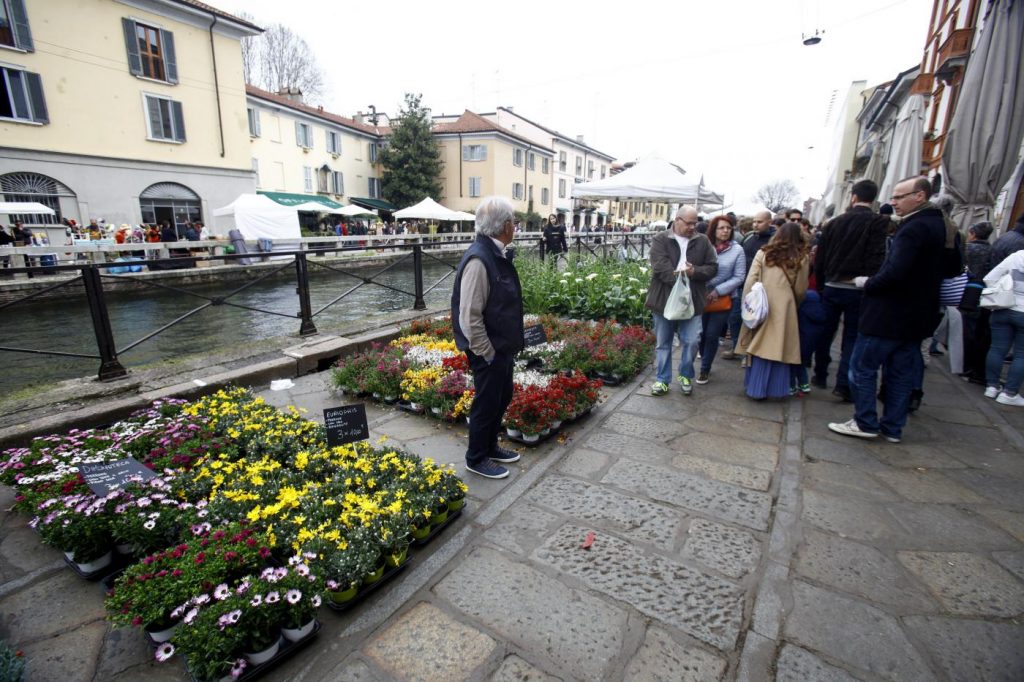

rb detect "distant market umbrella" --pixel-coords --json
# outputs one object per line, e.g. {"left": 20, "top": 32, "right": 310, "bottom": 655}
{"left": 393, "top": 197, "right": 462, "bottom": 221}
{"left": 862, "top": 134, "right": 888, "bottom": 186}
{"left": 942, "top": 0, "right": 1024, "bottom": 231}
{"left": 878, "top": 94, "right": 925, "bottom": 204}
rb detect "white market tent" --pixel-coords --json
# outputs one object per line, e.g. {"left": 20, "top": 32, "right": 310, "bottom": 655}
{"left": 450, "top": 211, "right": 476, "bottom": 221}
{"left": 290, "top": 201, "right": 345, "bottom": 214}
{"left": 212, "top": 194, "right": 301, "bottom": 241}
{"left": 336, "top": 204, "right": 378, "bottom": 217}
{"left": 571, "top": 158, "right": 724, "bottom": 205}
{"left": 0, "top": 202, "right": 56, "bottom": 215}
{"left": 393, "top": 197, "right": 462, "bottom": 221}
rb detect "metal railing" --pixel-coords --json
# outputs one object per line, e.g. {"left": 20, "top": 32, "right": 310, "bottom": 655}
{"left": 0, "top": 231, "right": 642, "bottom": 382}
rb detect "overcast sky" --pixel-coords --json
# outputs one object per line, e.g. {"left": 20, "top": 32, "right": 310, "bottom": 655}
{"left": 218, "top": 0, "right": 932, "bottom": 212}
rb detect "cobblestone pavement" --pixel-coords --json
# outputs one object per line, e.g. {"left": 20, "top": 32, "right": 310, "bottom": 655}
{"left": 1, "top": 345, "right": 1023, "bottom": 681}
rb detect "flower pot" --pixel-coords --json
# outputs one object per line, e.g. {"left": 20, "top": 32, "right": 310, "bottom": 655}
{"left": 431, "top": 407, "right": 443, "bottom": 416}
{"left": 411, "top": 525, "right": 431, "bottom": 541}
{"left": 383, "top": 395, "right": 398, "bottom": 404}
{"left": 385, "top": 544, "right": 409, "bottom": 567}
{"left": 520, "top": 433, "right": 540, "bottom": 443}
{"left": 282, "top": 618, "right": 317, "bottom": 642}
{"left": 66, "top": 549, "right": 113, "bottom": 573}
{"left": 145, "top": 620, "right": 178, "bottom": 644}
{"left": 328, "top": 584, "right": 359, "bottom": 604}
{"left": 431, "top": 504, "right": 449, "bottom": 526}
{"left": 506, "top": 427, "right": 522, "bottom": 438}
{"left": 363, "top": 562, "right": 386, "bottom": 585}
{"left": 244, "top": 633, "right": 282, "bottom": 665}
{"left": 550, "top": 420, "right": 562, "bottom": 430}
{"left": 409, "top": 401, "right": 423, "bottom": 412}
{"left": 448, "top": 497, "right": 466, "bottom": 512}
{"left": 372, "top": 392, "right": 382, "bottom": 399}
{"left": 540, "top": 427, "right": 551, "bottom": 436}
{"left": 115, "top": 542, "right": 134, "bottom": 556}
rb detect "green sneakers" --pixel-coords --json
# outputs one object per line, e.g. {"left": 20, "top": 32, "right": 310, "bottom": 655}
{"left": 651, "top": 381, "right": 669, "bottom": 396}
{"left": 678, "top": 376, "right": 693, "bottom": 396}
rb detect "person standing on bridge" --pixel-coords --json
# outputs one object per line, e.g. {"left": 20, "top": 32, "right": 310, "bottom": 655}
{"left": 452, "top": 196, "right": 525, "bottom": 480}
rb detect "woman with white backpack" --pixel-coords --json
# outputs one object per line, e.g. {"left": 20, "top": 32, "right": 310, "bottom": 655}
{"left": 736, "top": 222, "right": 810, "bottom": 399}
{"left": 982, "top": 249, "right": 1024, "bottom": 405}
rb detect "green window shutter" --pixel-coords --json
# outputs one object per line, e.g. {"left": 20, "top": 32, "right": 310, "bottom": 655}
{"left": 171, "top": 101, "right": 186, "bottom": 142}
{"left": 161, "top": 29, "right": 178, "bottom": 84}
{"left": 9, "top": 0, "right": 33, "bottom": 51}
{"left": 25, "top": 72, "right": 47, "bottom": 123}
{"left": 122, "top": 18, "right": 142, "bottom": 76}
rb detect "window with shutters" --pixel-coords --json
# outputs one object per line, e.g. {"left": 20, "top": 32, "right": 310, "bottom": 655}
{"left": 559, "top": 151, "right": 566, "bottom": 172}
{"left": 295, "top": 122, "right": 313, "bottom": 148}
{"left": 462, "top": 144, "right": 486, "bottom": 161}
{"left": 469, "top": 177, "right": 481, "bottom": 197}
{"left": 588, "top": 160, "right": 594, "bottom": 179}
{"left": 0, "top": 66, "right": 47, "bottom": 123}
{"left": 0, "top": 0, "right": 34, "bottom": 51}
{"left": 541, "top": 188, "right": 549, "bottom": 205}
{"left": 247, "top": 107, "right": 260, "bottom": 137}
{"left": 303, "top": 166, "right": 313, "bottom": 192}
{"left": 513, "top": 149, "right": 523, "bottom": 167}
{"left": 368, "top": 177, "right": 381, "bottom": 199}
{"left": 326, "top": 130, "right": 340, "bottom": 154}
{"left": 512, "top": 182, "right": 524, "bottom": 200}
{"left": 122, "top": 18, "right": 177, "bottom": 84}
{"left": 330, "top": 171, "right": 344, "bottom": 195}
{"left": 252, "top": 158, "right": 260, "bottom": 187}
{"left": 575, "top": 156, "right": 583, "bottom": 176}
{"left": 558, "top": 178, "right": 566, "bottom": 198}
{"left": 369, "top": 142, "right": 378, "bottom": 163}
{"left": 143, "top": 94, "right": 185, "bottom": 142}
{"left": 528, "top": 153, "right": 535, "bottom": 171}
{"left": 542, "top": 157, "right": 549, "bottom": 174}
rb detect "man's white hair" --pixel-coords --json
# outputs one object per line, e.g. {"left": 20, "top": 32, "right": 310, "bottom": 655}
{"left": 475, "top": 196, "right": 515, "bottom": 236}
{"left": 675, "top": 205, "right": 697, "bottom": 219}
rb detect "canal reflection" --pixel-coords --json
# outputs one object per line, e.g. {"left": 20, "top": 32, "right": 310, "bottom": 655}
{"left": 2, "top": 261, "right": 455, "bottom": 394}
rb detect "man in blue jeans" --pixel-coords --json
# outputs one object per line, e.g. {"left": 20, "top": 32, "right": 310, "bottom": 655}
{"left": 829, "top": 176, "right": 945, "bottom": 443}
{"left": 812, "top": 179, "right": 890, "bottom": 401}
{"left": 644, "top": 206, "right": 718, "bottom": 396}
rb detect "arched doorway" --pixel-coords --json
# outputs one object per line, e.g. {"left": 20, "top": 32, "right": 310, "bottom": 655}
{"left": 0, "top": 172, "right": 76, "bottom": 225}
{"left": 139, "top": 182, "right": 201, "bottom": 237}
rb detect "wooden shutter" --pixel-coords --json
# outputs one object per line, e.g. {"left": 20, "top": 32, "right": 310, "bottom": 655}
{"left": 9, "top": 0, "right": 33, "bottom": 51}
{"left": 25, "top": 72, "right": 47, "bottom": 123}
{"left": 171, "top": 101, "right": 186, "bottom": 142}
{"left": 146, "top": 96, "right": 163, "bottom": 138}
{"left": 122, "top": 18, "right": 143, "bottom": 76}
{"left": 161, "top": 30, "right": 178, "bottom": 84}
{"left": 295, "top": 121, "right": 303, "bottom": 146}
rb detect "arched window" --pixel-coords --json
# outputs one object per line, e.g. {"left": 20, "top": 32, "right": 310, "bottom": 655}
{"left": 0, "top": 172, "right": 75, "bottom": 225}
{"left": 139, "top": 182, "right": 201, "bottom": 235}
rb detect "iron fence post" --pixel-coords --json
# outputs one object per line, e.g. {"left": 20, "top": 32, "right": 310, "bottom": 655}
{"left": 82, "top": 265, "right": 128, "bottom": 381}
{"left": 294, "top": 252, "right": 318, "bottom": 336}
{"left": 412, "top": 244, "right": 426, "bottom": 310}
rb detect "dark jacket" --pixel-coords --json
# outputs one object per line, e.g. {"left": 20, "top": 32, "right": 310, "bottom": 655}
{"left": 814, "top": 206, "right": 889, "bottom": 291}
{"left": 859, "top": 205, "right": 946, "bottom": 341}
{"left": 988, "top": 221, "right": 1024, "bottom": 272}
{"left": 742, "top": 229, "right": 773, "bottom": 272}
{"left": 644, "top": 229, "right": 718, "bottom": 316}
{"left": 451, "top": 235, "right": 524, "bottom": 357}
{"left": 542, "top": 223, "right": 568, "bottom": 254}
{"left": 966, "top": 240, "right": 992, "bottom": 279}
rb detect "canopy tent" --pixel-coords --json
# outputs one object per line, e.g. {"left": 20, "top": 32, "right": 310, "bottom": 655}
{"left": 571, "top": 158, "right": 724, "bottom": 205}
{"left": 258, "top": 191, "right": 342, "bottom": 210}
{"left": 393, "top": 197, "right": 463, "bottom": 221}
{"left": 878, "top": 94, "right": 926, "bottom": 204}
{"left": 450, "top": 211, "right": 476, "bottom": 221}
{"left": 942, "top": 0, "right": 1024, "bottom": 231}
{"left": 289, "top": 201, "right": 346, "bottom": 214}
{"left": 336, "top": 204, "right": 378, "bottom": 217}
{"left": 0, "top": 202, "right": 57, "bottom": 215}
{"left": 212, "top": 194, "right": 301, "bottom": 241}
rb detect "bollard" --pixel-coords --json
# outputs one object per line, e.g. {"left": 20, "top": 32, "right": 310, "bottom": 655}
{"left": 82, "top": 265, "right": 128, "bottom": 381}
{"left": 412, "top": 244, "right": 426, "bottom": 310}
{"left": 294, "top": 253, "right": 318, "bottom": 336}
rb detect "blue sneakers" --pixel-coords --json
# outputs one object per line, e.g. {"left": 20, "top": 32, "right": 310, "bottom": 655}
{"left": 490, "top": 447, "right": 521, "bottom": 463}
{"left": 465, "top": 460, "right": 509, "bottom": 479}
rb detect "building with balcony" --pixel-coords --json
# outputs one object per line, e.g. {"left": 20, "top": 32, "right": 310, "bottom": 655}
{"left": 0, "top": 0, "right": 261, "bottom": 232}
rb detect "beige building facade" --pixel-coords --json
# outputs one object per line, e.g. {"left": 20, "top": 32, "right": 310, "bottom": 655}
{"left": 0, "top": 0, "right": 259, "bottom": 230}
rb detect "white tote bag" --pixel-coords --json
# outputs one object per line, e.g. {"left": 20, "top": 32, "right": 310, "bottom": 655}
{"left": 980, "top": 272, "right": 1015, "bottom": 310}
{"left": 663, "top": 273, "right": 694, "bottom": 321}
{"left": 741, "top": 282, "right": 769, "bottom": 329}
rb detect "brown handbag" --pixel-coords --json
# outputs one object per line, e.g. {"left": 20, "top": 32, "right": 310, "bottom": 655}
{"left": 704, "top": 294, "right": 732, "bottom": 313}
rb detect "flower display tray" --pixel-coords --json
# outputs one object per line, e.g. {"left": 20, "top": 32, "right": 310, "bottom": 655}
{"left": 64, "top": 551, "right": 133, "bottom": 582}
{"left": 412, "top": 507, "right": 464, "bottom": 547}
{"left": 186, "top": 621, "right": 321, "bottom": 682}
{"left": 325, "top": 557, "right": 412, "bottom": 613}
{"left": 590, "top": 372, "right": 623, "bottom": 386}
{"left": 395, "top": 400, "right": 425, "bottom": 415}
{"left": 503, "top": 429, "right": 558, "bottom": 447}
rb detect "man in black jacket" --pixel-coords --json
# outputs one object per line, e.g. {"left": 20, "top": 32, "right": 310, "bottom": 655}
{"left": 812, "top": 179, "right": 890, "bottom": 400}
{"left": 829, "top": 176, "right": 945, "bottom": 444}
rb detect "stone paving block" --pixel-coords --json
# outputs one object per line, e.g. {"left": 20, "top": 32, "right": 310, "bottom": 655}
{"left": 871, "top": 443, "right": 967, "bottom": 469}
{"left": 490, "top": 655, "right": 561, "bottom": 681}
{"left": 804, "top": 461, "right": 901, "bottom": 503}
{"left": 735, "top": 630, "right": 774, "bottom": 682}
{"left": 619, "top": 394, "right": 698, "bottom": 419}
{"left": 775, "top": 644, "right": 860, "bottom": 682}
{"left": 557, "top": 447, "right": 610, "bottom": 480}
{"left": 682, "top": 412, "right": 781, "bottom": 445}
{"left": 371, "top": 414, "right": 447, "bottom": 441}
{"left": 975, "top": 507, "right": 1024, "bottom": 543}
{"left": 623, "top": 626, "right": 726, "bottom": 681}
{"left": 993, "top": 550, "right": 1024, "bottom": 582}
{"left": 582, "top": 430, "right": 675, "bottom": 464}
{"left": 897, "top": 551, "right": 1024, "bottom": 617}
{"left": 783, "top": 581, "right": 932, "bottom": 681}
{"left": 915, "top": 421, "right": 1011, "bottom": 451}
{"left": 670, "top": 453, "right": 771, "bottom": 491}
{"left": 18, "top": 620, "right": 106, "bottom": 682}
{"left": 533, "top": 524, "right": 744, "bottom": 651}
{"left": 904, "top": 616, "right": 1024, "bottom": 682}
{"left": 668, "top": 432, "right": 778, "bottom": 471}
{"left": 803, "top": 436, "right": 888, "bottom": 472}
{"left": 94, "top": 625, "right": 156, "bottom": 680}
{"left": 699, "top": 394, "right": 784, "bottom": 423}
{"left": 918, "top": 405, "right": 992, "bottom": 427}
{"left": 872, "top": 469, "right": 987, "bottom": 504}
{"left": 794, "top": 529, "right": 936, "bottom": 612}
{"left": 887, "top": 503, "right": 1019, "bottom": 551}
{"left": 601, "top": 412, "right": 690, "bottom": 442}
{"left": 524, "top": 475, "right": 683, "bottom": 550}
{"left": 394, "top": 433, "right": 469, "bottom": 470}
{"left": 603, "top": 459, "right": 772, "bottom": 531}
{"left": 0, "top": 527, "right": 63, "bottom": 574}
{"left": 483, "top": 503, "right": 561, "bottom": 556}
{"left": 0, "top": 569, "right": 106, "bottom": 643}
{"left": 312, "top": 656, "right": 385, "bottom": 682}
{"left": 681, "top": 518, "right": 762, "bottom": 579}
{"left": 750, "top": 561, "right": 787, "bottom": 640}
{"left": 435, "top": 547, "right": 627, "bottom": 680}
{"left": 942, "top": 469, "right": 1024, "bottom": 510}
{"left": 364, "top": 602, "right": 497, "bottom": 681}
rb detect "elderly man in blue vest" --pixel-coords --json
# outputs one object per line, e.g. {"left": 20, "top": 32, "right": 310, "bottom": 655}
{"left": 452, "top": 196, "right": 525, "bottom": 479}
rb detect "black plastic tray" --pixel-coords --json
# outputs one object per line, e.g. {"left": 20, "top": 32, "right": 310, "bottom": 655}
{"left": 185, "top": 621, "right": 321, "bottom": 682}
{"left": 411, "top": 507, "right": 464, "bottom": 547}
{"left": 324, "top": 556, "right": 412, "bottom": 613}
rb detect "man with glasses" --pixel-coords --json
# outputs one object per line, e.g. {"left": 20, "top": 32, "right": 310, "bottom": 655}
{"left": 828, "top": 176, "right": 945, "bottom": 444}
{"left": 645, "top": 206, "right": 718, "bottom": 396}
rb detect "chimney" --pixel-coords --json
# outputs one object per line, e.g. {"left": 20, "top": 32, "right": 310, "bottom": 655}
{"left": 506, "top": 106, "right": 513, "bottom": 112}
{"left": 577, "top": 135, "right": 585, "bottom": 144}
{"left": 276, "top": 87, "right": 304, "bottom": 104}
{"left": 354, "top": 112, "right": 364, "bottom": 124}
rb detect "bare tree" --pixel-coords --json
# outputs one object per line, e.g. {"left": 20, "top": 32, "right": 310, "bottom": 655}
{"left": 754, "top": 179, "right": 800, "bottom": 214}
{"left": 238, "top": 19, "right": 326, "bottom": 104}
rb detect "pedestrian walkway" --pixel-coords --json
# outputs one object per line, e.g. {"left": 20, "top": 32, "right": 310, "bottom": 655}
{"left": 0, "top": 348, "right": 1022, "bottom": 680}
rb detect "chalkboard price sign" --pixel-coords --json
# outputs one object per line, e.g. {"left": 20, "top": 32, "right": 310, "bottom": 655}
{"left": 80, "top": 458, "right": 156, "bottom": 497}
{"left": 324, "top": 404, "right": 370, "bottom": 447}
{"left": 523, "top": 324, "right": 547, "bottom": 347}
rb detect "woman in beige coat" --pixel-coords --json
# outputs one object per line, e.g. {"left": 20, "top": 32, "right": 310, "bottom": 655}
{"left": 737, "top": 222, "right": 810, "bottom": 399}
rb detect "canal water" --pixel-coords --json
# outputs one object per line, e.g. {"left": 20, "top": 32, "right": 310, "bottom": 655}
{"left": 1, "top": 260, "right": 456, "bottom": 394}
